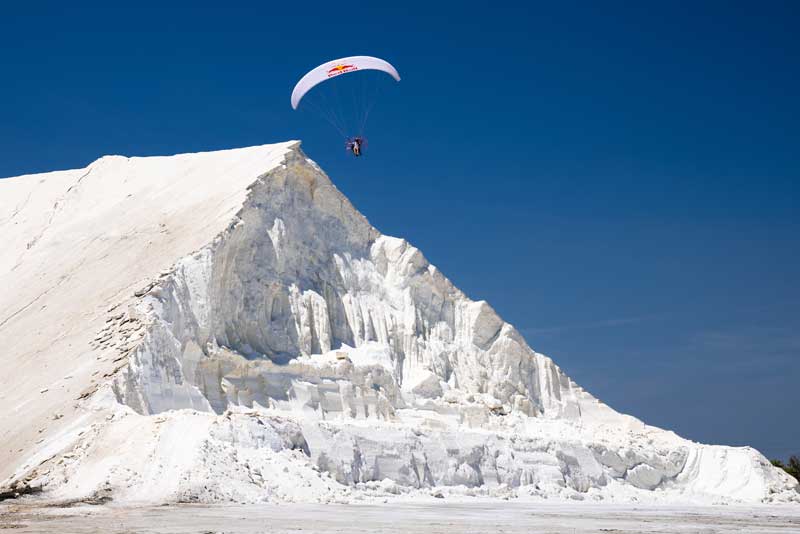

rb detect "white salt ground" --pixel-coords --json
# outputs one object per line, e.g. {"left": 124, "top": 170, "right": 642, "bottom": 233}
{"left": 2, "top": 501, "right": 800, "bottom": 534}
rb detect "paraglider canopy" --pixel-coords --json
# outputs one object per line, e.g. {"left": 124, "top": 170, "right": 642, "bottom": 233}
{"left": 291, "top": 56, "right": 401, "bottom": 110}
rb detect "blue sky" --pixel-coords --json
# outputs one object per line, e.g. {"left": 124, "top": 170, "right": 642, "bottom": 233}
{"left": 1, "top": 2, "right": 798, "bottom": 459}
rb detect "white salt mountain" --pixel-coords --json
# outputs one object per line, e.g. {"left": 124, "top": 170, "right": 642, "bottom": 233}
{"left": 0, "top": 143, "right": 796, "bottom": 504}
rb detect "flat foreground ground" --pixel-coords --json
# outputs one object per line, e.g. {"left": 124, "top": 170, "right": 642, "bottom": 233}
{"left": 2, "top": 501, "right": 799, "bottom": 533}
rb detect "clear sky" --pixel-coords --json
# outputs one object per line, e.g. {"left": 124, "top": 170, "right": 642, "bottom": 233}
{"left": 1, "top": 2, "right": 797, "bottom": 460}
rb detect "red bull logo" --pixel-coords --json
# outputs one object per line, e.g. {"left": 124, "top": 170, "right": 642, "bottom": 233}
{"left": 327, "top": 64, "right": 358, "bottom": 77}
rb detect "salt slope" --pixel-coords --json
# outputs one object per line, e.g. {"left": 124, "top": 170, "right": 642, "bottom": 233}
{"left": 0, "top": 143, "right": 296, "bottom": 484}
{"left": 0, "top": 144, "right": 796, "bottom": 505}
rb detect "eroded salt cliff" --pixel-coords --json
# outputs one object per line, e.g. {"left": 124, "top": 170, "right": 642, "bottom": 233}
{"left": 0, "top": 143, "right": 796, "bottom": 504}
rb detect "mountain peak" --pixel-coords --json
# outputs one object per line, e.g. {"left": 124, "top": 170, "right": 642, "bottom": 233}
{"left": 1, "top": 143, "right": 796, "bottom": 505}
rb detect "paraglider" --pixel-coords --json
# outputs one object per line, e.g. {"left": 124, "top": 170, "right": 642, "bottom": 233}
{"left": 346, "top": 136, "right": 364, "bottom": 157}
{"left": 291, "top": 56, "right": 400, "bottom": 157}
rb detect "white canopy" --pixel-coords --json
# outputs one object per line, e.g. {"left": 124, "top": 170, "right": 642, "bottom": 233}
{"left": 291, "top": 55, "right": 401, "bottom": 110}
